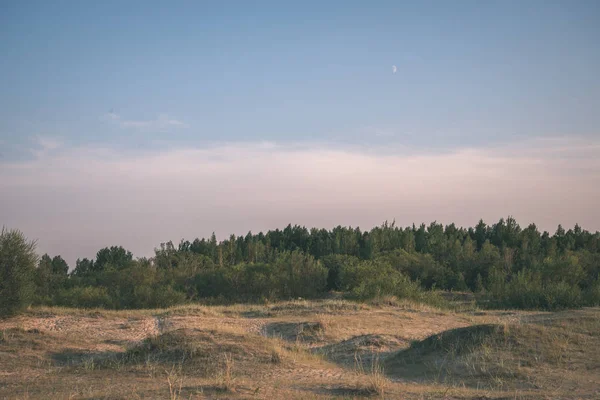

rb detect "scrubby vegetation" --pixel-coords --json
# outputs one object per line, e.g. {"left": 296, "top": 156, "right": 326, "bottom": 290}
{"left": 385, "top": 314, "right": 600, "bottom": 391}
{"left": 1, "top": 300, "right": 599, "bottom": 399}
{"left": 2, "top": 217, "right": 599, "bottom": 315}
{"left": 0, "top": 228, "right": 38, "bottom": 316}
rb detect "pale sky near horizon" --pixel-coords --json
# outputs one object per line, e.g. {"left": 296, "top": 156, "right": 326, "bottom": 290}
{"left": 1, "top": 1, "right": 599, "bottom": 265}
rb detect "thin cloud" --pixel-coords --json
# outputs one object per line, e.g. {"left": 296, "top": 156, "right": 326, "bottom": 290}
{"left": 34, "top": 136, "right": 61, "bottom": 150}
{"left": 392, "top": 65, "right": 397, "bottom": 74}
{"left": 1, "top": 137, "right": 599, "bottom": 265}
{"left": 105, "top": 112, "right": 189, "bottom": 131}
{"left": 29, "top": 136, "right": 63, "bottom": 158}
{"left": 362, "top": 126, "right": 397, "bottom": 138}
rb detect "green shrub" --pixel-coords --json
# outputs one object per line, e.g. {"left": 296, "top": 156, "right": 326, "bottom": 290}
{"left": 484, "top": 269, "right": 585, "bottom": 310}
{"left": 193, "top": 268, "right": 232, "bottom": 300}
{"left": 0, "top": 228, "right": 38, "bottom": 317}
{"left": 272, "top": 250, "right": 328, "bottom": 299}
{"left": 56, "top": 286, "right": 113, "bottom": 308}
{"left": 378, "top": 250, "right": 448, "bottom": 289}
{"left": 583, "top": 280, "right": 600, "bottom": 306}
{"left": 338, "top": 259, "right": 444, "bottom": 306}
{"left": 321, "top": 254, "right": 360, "bottom": 291}
{"left": 147, "top": 286, "right": 187, "bottom": 308}
{"left": 191, "top": 251, "right": 327, "bottom": 303}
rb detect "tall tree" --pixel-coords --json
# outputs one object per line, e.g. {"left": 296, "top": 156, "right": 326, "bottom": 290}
{"left": 94, "top": 246, "right": 133, "bottom": 271}
{"left": 0, "top": 228, "right": 38, "bottom": 316}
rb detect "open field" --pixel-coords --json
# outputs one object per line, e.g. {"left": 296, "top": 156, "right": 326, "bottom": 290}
{"left": 1, "top": 299, "right": 599, "bottom": 399}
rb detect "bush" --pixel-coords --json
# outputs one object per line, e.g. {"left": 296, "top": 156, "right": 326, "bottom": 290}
{"left": 0, "top": 228, "right": 38, "bottom": 317}
{"left": 350, "top": 272, "right": 422, "bottom": 301}
{"left": 272, "top": 250, "right": 328, "bottom": 299}
{"left": 191, "top": 251, "right": 328, "bottom": 303}
{"left": 543, "top": 281, "right": 582, "bottom": 309}
{"left": 145, "top": 286, "right": 187, "bottom": 308}
{"left": 484, "top": 269, "right": 585, "bottom": 310}
{"left": 56, "top": 286, "right": 114, "bottom": 308}
{"left": 321, "top": 254, "right": 360, "bottom": 291}
{"left": 583, "top": 280, "right": 600, "bottom": 306}
{"left": 236, "top": 263, "right": 280, "bottom": 301}
{"left": 338, "top": 259, "right": 443, "bottom": 306}
{"left": 378, "top": 250, "right": 448, "bottom": 289}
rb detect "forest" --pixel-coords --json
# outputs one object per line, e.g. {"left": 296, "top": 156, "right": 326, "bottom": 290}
{"left": 2, "top": 217, "right": 600, "bottom": 316}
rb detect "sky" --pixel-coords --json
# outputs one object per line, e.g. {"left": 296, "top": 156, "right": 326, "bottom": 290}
{"left": 1, "top": 1, "right": 599, "bottom": 265}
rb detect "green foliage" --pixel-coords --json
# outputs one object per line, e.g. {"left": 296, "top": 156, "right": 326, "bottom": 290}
{"left": 339, "top": 260, "right": 420, "bottom": 300}
{"left": 485, "top": 269, "right": 585, "bottom": 310}
{"left": 190, "top": 251, "right": 327, "bottom": 303}
{"left": 337, "top": 259, "right": 444, "bottom": 306}
{"left": 93, "top": 246, "right": 134, "bottom": 271}
{"left": 378, "top": 250, "right": 449, "bottom": 289}
{"left": 33, "top": 254, "right": 69, "bottom": 305}
{"left": 0, "top": 228, "right": 38, "bottom": 316}
{"left": 583, "top": 280, "right": 600, "bottom": 305}
{"left": 321, "top": 254, "right": 360, "bottom": 291}
{"left": 56, "top": 286, "right": 113, "bottom": 308}
{"left": 7, "top": 217, "right": 599, "bottom": 311}
{"left": 273, "top": 250, "right": 327, "bottom": 298}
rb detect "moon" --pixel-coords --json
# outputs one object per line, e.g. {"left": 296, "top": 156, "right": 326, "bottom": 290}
{"left": 392, "top": 65, "right": 397, "bottom": 74}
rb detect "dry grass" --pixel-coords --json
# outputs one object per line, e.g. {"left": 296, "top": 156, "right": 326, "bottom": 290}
{"left": 214, "top": 353, "right": 235, "bottom": 392}
{"left": 384, "top": 317, "right": 600, "bottom": 394}
{"left": 164, "top": 364, "right": 185, "bottom": 400}
{"left": 0, "top": 300, "right": 598, "bottom": 399}
{"left": 353, "top": 353, "right": 388, "bottom": 398}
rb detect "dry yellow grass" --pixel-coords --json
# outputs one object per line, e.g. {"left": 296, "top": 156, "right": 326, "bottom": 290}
{"left": 0, "top": 300, "right": 598, "bottom": 399}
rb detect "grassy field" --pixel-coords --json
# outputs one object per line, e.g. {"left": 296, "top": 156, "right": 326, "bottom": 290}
{"left": 1, "top": 298, "right": 599, "bottom": 399}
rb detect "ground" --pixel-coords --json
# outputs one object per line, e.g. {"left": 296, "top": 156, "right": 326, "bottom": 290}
{"left": 1, "top": 298, "right": 599, "bottom": 399}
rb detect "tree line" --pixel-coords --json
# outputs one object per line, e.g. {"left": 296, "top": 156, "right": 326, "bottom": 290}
{"left": 1, "top": 218, "right": 599, "bottom": 316}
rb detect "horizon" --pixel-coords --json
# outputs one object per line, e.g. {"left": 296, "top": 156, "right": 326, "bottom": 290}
{"left": 2, "top": 1, "right": 600, "bottom": 266}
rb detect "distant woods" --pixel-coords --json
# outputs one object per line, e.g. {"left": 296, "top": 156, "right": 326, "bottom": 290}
{"left": 2, "top": 218, "right": 600, "bottom": 315}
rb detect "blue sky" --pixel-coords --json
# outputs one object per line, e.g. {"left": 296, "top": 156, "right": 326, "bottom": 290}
{"left": 1, "top": 1, "right": 599, "bottom": 263}
{"left": 2, "top": 0, "right": 599, "bottom": 154}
